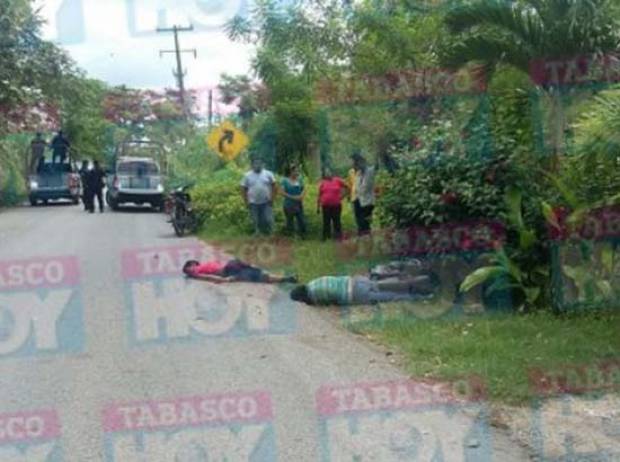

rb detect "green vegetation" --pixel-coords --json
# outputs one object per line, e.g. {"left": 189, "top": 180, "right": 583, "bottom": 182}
{"left": 2, "top": 0, "right": 620, "bottom": 401}
{"left": 351, "top": 309, "right": 620, "bottom": 403}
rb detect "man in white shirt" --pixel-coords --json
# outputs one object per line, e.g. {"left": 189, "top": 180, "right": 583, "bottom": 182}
{"left": 351, "top": 152, "right": 376, "bottom": 236}
{"left": 240, "top": 158, "right": 277, "bottom": 235}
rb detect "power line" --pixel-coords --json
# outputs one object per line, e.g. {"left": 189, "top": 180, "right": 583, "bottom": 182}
{"left": 157, "top": 25, "right": 197, "bottom": 118}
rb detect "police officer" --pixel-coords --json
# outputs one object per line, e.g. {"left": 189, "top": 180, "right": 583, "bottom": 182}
{"left": 50, "top": 130, "right": 70, "bottom": 164}
{"left": 88, "top": 160, "right": 106, "bottom": 213}
{"left": 78, "top": 160, "right": 91, "bottom": 211}
{"left": 29, "top": 133, "right": 47, "bottom": 173}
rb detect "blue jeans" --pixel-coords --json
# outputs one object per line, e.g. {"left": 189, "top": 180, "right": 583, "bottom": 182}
{"left": 249, "top": 202, "right": 273, "bottom": 235}
{"left": 284, "top": 204, "right": 306, "bottom": 237}
{"left": 351, "top": 276, "right": 429, "bottom": 304}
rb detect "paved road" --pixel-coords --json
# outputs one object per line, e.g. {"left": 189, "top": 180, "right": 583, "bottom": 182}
{"left": 0, "top": 203, "right": 530, "bottom": 461}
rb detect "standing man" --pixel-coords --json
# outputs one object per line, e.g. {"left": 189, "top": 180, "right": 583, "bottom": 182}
{"left": 351, "top": 152, "right": 376, "bottom": 236}
{"left": 50, "top": 130, "right": 70, "bottom": 164}
{"left": 78, "top": 160, "right": 91, "bottom": 211}
{"left": 28, "top": 132, "right": 47, "bottom": 173}
{"left": 240, "top": 158, "right": 277, "bottom": 236}
{"left": 88, "top": 160, "right": 106, "bottom": 213}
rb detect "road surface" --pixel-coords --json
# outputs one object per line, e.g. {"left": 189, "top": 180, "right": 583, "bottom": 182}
{"left": 0, "top": 203, "right": 531, "bottom": 461}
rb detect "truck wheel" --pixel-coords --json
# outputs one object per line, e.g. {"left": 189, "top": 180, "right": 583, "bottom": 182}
{"left": 72, "top": 197, "right": 79, "bottom": 205}
{"left": 29, "top": 197, "right": 38, "bottom": 206}
{"left": 42, "top": 199, "right": 48, "bottom": 206}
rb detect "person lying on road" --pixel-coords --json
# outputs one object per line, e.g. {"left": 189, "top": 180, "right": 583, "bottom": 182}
{"left": 289, "top": 274, "right": 437, "bottom": 306}
{"left": 183, "top": 259, "right": 297, "bottom": 284}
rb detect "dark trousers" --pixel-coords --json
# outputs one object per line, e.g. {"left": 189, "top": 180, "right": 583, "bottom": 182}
{"left": 82, "top": 189, "right": 90, "bottom": 210}
{"left": 284, "top": 205, "right": 306, "bottom": 237}
{"left": 84, "top": 190, "right": 94, "bottom": 212}
{"left": 94, "top": 189, "right": 104, "bottom": 212}
{"left": 84, "top": 189, "right": 103, "bottom": 212}
{"left": 353, "top": 200, "right": 374, "bottom": 236}
{"left": 322, "top": 205, "right": 342, "bottom": 240}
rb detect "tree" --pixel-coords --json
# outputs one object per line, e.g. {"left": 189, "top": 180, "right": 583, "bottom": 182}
{"left": 0, "top": 0, "right": 75, "bottom": 131}
{"left": 217, "top": 74, "right": 270, "bottom": 130}
{"left": 61, "top": 77, "right": 110, "bottom": 161}
{"left": 440, "top": 0, "right": 620, "bottom": 159}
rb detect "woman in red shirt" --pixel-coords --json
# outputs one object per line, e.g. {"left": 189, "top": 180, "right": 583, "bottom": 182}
{"left": 317, "top": 168, "right": 349, "bottom": 240}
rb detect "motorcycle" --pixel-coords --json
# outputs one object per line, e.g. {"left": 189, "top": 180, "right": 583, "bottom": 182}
{"left": 167, "top": 185, "right": 198, "bottom": 237}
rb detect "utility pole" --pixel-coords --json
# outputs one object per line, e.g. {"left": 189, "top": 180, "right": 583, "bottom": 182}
{"left": 157, "top": 25, "right": 196, "bottom": 118}
{"left": 208, "top": 89, "right": 213, "bottom": 127}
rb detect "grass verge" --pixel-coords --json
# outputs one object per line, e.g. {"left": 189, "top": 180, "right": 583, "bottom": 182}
{"left": 199, "top": 224, "right": 620, "bottom": 405}
{"left": 348, "top": 308, "right": 620, "bottom": 404}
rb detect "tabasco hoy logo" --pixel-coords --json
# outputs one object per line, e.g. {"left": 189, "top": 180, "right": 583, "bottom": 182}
{"left": 315, "top": 377, "right": 491, "bottom": 461}
{"left": 529, "top": 53, "right": 620, "bottom": 88}
{"left": 102, "top": 391, "right": 276, "bottom": 461}
{"left": 527, "top": 360, "right": 620, "bottom": 461}
{"left": 121, "top": 244, "right": 296, "bottom": 346}
{"left": 0, "top": 409, "right": 63, "bottom": 461}
{"left": 0, "top": 256, "right": 84, "bottom": 358}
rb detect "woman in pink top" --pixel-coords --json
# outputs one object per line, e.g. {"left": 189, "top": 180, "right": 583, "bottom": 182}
{"left": 317, "top": 168, "right": 349, "bottom": 241}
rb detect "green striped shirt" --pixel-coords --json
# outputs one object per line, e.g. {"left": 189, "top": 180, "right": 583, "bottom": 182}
{"left": 307, "top": 276, "right": 352, "bottom": 305}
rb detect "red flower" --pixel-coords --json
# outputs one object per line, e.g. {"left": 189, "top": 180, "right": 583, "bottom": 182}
{"left": 441, "top": 192, "right": 458, "bottom": 205}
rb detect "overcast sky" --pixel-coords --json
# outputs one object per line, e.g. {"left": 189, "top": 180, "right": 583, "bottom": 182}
{"left": 37, "top": 0, "right": 259, "bottom": 114}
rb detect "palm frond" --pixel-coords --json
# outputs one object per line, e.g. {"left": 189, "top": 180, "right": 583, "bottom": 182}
{"left": 442, "top": 35, "right": 531, "bottom": 73}
{"left": 445, "top": 0, "right": 543, "bottom": 50}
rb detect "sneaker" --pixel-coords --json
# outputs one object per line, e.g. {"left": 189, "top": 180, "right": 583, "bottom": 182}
{"left": 284, "top": 275, "right": 298, "bottom": 283}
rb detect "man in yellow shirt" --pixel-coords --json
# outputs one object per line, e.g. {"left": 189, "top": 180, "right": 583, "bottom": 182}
{"left": 347, "top": 167, "right": 358, "bottom": 202}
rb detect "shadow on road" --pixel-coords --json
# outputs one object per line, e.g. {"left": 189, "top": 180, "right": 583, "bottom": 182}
{"left": 29, "top": 201, "right": 77, "bottom": 208}
{"left": 109, "top": 205, "right": 161, "bottom": 214}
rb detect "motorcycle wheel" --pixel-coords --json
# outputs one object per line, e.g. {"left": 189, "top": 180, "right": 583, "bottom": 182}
{"left": 173, "top": 208, "right": 186, "bottom": 237}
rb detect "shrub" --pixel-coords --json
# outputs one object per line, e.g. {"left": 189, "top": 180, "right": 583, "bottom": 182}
{"left": 191, "top": 166, "right": 251, "bottom": 232}
{"left": 376, "top": 148, "right": 506, "bottom": 228}
{"left": 0, "top": 163, "right": 25, "bottom": 207}
{"left": 191, "top": 165, "right": 356, "bottom": 239}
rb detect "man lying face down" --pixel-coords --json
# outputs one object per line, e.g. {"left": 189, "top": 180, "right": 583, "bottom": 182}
{"left": 289, "top": 274, "right": 437, "bottom": 306}
{"left": 183, "top": 259, "right": 297, "bottom": 284}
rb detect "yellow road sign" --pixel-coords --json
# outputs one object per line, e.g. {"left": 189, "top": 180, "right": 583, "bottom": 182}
{"left": 206, "top": 121, "right": 249, "bottom": 161}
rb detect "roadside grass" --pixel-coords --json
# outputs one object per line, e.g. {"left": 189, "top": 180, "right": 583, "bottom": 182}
{"left": 347, "top": 308, "right": 620, "bottom": 404}
{"left": 199, "top": 221, "right": 620, "bottom": 405}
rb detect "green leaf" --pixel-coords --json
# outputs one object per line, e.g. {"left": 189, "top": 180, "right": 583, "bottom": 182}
{"left": 562, "top": 265, "right": 592, "bottom": 299}
{"left": 524, "top": 287, "right": 541, "bottom": 304}
{"left": 519, "top": 229, "right": 537, "bottom": 250}
{"left": 541, "top": 201, "right": 561, "bottom": 230}
{"left": 595, "top": 280, "right": 613, "bottom": 298}
{"left": 460, "top": 266, "right": 507, "bottom": 293}
{"left": 484, "top": 277, "right": 519, "bottom": 296}
{"left": 601, "top": 246, "right": 614, "bottom": 274}
{"left": 505, "top": 186, "right": 524, "bottom": 229}
{"left": 545, "top": 173, "right": 580, "bottom": 209}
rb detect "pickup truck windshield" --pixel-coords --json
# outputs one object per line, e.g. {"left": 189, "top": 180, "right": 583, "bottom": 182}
{"left": 117, "top": 162, "right": 159, "bottom": 175}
